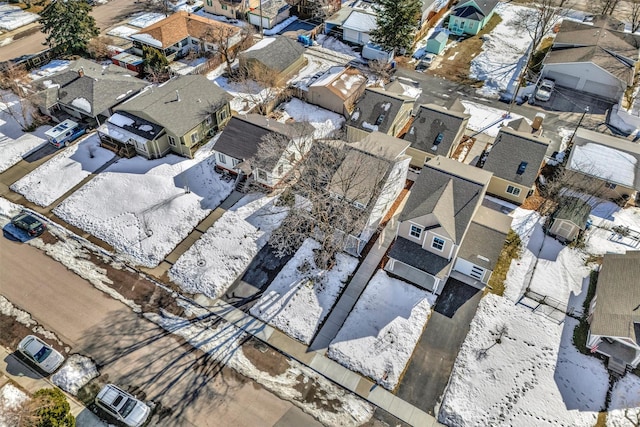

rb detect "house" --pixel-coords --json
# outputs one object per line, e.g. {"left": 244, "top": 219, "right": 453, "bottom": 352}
{"left": 479, "top": 119, "right": 550, "bottom": 205}
{"left": 203, "top": 0, "right": 260, "bottom": 20}
{"left": 540, "top": 17, "right": 640, "bottom": 102}
{"left": 385, "top": 155, "right": 512, "bottom": 293}
{"left": 342, "top": 9, "right": 377, "bottom": 45}
{"left": 548, "top": 196, "right": 592, "bottom": 243}
{"left": 300, "top": 66, "right": 367, "bottom": 117}
{"left": 247, "top": 0, "right": 291, "bottom": 30}
{"left": 566, "top": 127, "right": 640, "bottom": 201}
{"left": 97, "top": 75, "right": 231, "bottom": 159}
{"left": 329, "top": 132, "right": 411, "bottom": 254}
{"left": 587, "top": 251, "right": 640, "bottom": 374}
{"left": 31, "top": 58, "right": 147, "bottom": 126}
{"left": 211, "top": 114, "right": 314, "bottom": 189}
{"left": 346, "top": 87, "right": 415, "bottom": 142}
{"left": 129, "top": 11, "right": 242, "bottom": 62}
{"left": 448, "top": 0, "right": 499, "bottom": 35}
{"left": 238, "top": 36, "right": 306, "bottom": 85}
{"left": 426, "top": 30, "right": 448, "bottom": 54}
{"left": 402, "top": 98, "right": 470, "bottom": 169}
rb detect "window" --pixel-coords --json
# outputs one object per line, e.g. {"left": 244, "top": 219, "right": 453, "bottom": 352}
{"left": 218, "top": 152, "right": 226, "bottom": 163}
{"left": 432, "top": 237, "right": 445, "bottom": 251}
{"left": 409, "top": 225, "right": 422, "bottom": 239}
{"left": 506, "top": 185, "right": 521, "bottom": 196}
{"left": 232, "top": 158, "right": 239, "bottom": 167}
{"left": 219, "top": 108, "right": 228, "bottom": 121}
{"left": 257, "top": 170, "right": 267, "bottom": 181}
{"left": 168, "top": 135, "right": 177, "bottom": 147}
{"left": 221, "top": 4, "right": 227, "bottom": 9}
{"left": 191, "top": 133, "right": 198, "bottom": 144}
{"left": 206, "top": 115, "right": 213, "bottom": 125}
{"left": 517, "top": 161, "right": 528, "bottom": 175}
{"left": 434, "top": 133, "right": 444, "bottom": 145}
{"left": 206, "top": 0, "right": 211, "bottom": 5}
{"left": 605, "top": 182, "right": 617, "bottom": 189}
{"left": 375, "top": 113, "right": 385, "bottom": 126}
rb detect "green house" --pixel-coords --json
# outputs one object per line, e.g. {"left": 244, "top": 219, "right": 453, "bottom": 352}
{"left": 426, "top": 30, "right": 448, "bottom": 54}
{"left": 448, "top": 0, "right": 499, "bottom": 36}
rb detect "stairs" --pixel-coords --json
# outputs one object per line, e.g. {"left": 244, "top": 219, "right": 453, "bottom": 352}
{"left": 608, "top": 357, "right": 628, "bottom": 376}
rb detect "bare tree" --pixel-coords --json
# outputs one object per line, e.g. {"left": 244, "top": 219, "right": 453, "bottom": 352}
{"left": 233, "top": 61, "right": 288, "bottom": 114}
{"left": 200, "top": 25, "right": 254, "bottom": 73}
{"left": 592, "top": 0, "right": 620, "bottom": 15}
{"left": 86, "top": 36, "right": 116, "bottom": 61}
{"left": 0, "top": 62, "right": 44, "bottom": 132}
{"left": 629, "top": 0, "right": 640, "bottom": 33}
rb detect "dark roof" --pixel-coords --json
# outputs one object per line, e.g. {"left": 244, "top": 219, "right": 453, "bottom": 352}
{"left": 452, "top": 0, "right": 499, "bottom": 19}
{"left": 403, "top": 102, "right": 469, "bottom": 157}
{"left": 457, "top": 206, "right": 512, "bottom": 270}
{"left": 428, "top": 31, "right": 448, "bottom": 43}
{"left": 109, "top": 111, "right": 164, "bottom": 140}
{"left": 349, "top": 88, "right": 413, "bottom": 135}
{"left": 544, "top": 46, "right": 635, "bottom": 85}
{"left": 388, "top": 237, "right": 452, "bottom": 277}
{"left": 452, "top": 5, "right": 483, "bottom": 20}
{"left": 399, "top": 158, "right": 488, "bottom": 244}
{"left": 116, "top": 75, "right": 230, "bottom": 136}
{"left": 553, "top": 196, "right": 592, "bottom": 227}
{"left": 239, "top": 36, "right": 305, "bottom": 73}
{"left": 481, "top": 126, "right": 549, "bottom": 187}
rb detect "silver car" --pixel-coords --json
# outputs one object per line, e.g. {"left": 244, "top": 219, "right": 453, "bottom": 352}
{"left": 17, "top": 335, "right": 64, "bottom": 374}
{"left": 95, "top": 384, "right": 151, "bottom": 427}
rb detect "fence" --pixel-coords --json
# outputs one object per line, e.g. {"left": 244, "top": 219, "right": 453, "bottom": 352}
{"left": 517, "top": 289, "right": 583, "bottom": 324}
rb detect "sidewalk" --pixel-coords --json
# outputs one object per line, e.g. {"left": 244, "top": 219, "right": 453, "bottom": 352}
{"left": 0, "top": 347, "right": 105, "bottom": 426}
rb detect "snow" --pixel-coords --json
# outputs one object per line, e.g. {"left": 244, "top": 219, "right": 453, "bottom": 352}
{"left": 0, "top": 131, "right": 49, "bottom": 173}
{"left": 570, "top": 142, "right": 638, "bottom": 187}
{"left": 439, "top": 294, "right": 609, "bottom": 426}
{"left": 28, "top": 60, "right": 71, "bottom": 80}
{"left": 608, "top": 373, "right": 640, "bottom": 426}
{"left": 316, "top": 35, "right": 362, "bottom": 59}
{"left": 250, "top": 239, "right": 358, "bottom": 345}
{"left": 10, "top": 134, "right": 115, "bottom": 207}
{"left": 342, "top": 10, "right": 377, "bottom": 32}
{"left": 71, "top": 97, "right": 92, "bottom": 114}
{"left": 53, "top": 140, "right": 233, "bottom": 267}
{"left": 211, "top": 74, "right": 272, "bottom": 114}
{"left": 461, "top": 100, "right": 524, "bottom": 137}
{"left": 290, "top": 54, "right": 342, "bottom": 90}
{"left": 169, "top": 195, "right": 288, "bottom": 298}
{"left": 277, "top": 98, "right": 345, "bottom": 139}
{"left": 128, "top": 12, "right": 166, "bottom": 28}
{"left": 0, "top": 4, "right": 39, "bottom": 31}
{"left": 244, "top": 37, "right": 277, "bottom": 53}
{"left": 0, "top": 383, "right": 29, "bottom": 427}
{"left": 130, "top": 32, "right": 163, "bottom": 48}
{"left": 106, "top": 25, "right": 140, "bottom": 39}
{"left": 328, "top": 271, "right": 436, "bottom": 390}
{"left": 361, "top": 122, "right": 378, "bottom": 132}
{"left": 108, "top": 113, "right": 135, "bottom": 128}
{"left": 263, "top": 16, "right": 297, "bottom": 36}
{"left": 51, "top": 354, "right": 99, "bottom": 395}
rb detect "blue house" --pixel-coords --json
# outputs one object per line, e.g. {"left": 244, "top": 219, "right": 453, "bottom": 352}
{"left": 448, "top": 0, "right": 499, "bottom": 36}
{"left": 426, "top": 30, "right": 448, "bottom": 54}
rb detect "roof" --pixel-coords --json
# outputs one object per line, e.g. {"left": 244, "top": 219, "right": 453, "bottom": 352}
{"left": 399, "top": 156, "right": 490, "bottom": 243}
{"left": 130, "top": 11, "right": 239, "bottom": 49}
{"left": 350, "top": 132, "right": 410, "bottom": 160}
{"left": 342, "top": 10, "right": 377, "bottom": 32}
{"left": 567, "top": 127, "right": 640, "bottom": 190}
{"left": 544, "top": 46, "right": 634, "bottom": 86}
{"left": 482, "top": 126, "right": 550, "bottom": 187}
{"left": 553, "top": 196, "right": 592, "bottom": 227}
{"left": 349, "top": 87, "right": 414, "bottom": 134}
{"left": 457, "top": 205, "right": 512, "bottom": 270}
{"left": 590, "top": 251, "right": 640, "bottom": 343}
{"left": 116, "top": 75, "right": 230, "bottom": 136}
{"left": 403, "top": 101, "right": 469, "bottom": 157}
{"left": 247, "top": 0, "right": 290, "bottom": 18}
{"left": 388, "top": 237, "right": 453, "bottom": 278}
{"left": 452, "top": 0, "right": 499, "bottom": 19}
{"left": 239, "top": 36, "right": 305, "bottom": 73}
{"left": 310, "top": 67, "right": 367, "bottom": 101}
{"left": 428, "top": 31, "right": 448, "bottom": 43}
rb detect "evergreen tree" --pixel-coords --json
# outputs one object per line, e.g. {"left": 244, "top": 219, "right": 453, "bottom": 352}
{"left": 142, "top": 45, "right": 170, "bottom": 82}
{"left": 370, "top": 0, "right": 422, "bottom": 54}
{"left": 39, "top": 0, "right": 99, "bottom": 55}
{"left": 29, "top": 388, "right": 76, "bottom": 427}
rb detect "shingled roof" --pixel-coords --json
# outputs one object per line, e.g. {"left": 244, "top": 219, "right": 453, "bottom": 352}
{"left": 452, "top": 0, "right": 499, "bottom": 19}
{"left": 239, "top": 36, "right": 305, "bottom": 74}
{"left": 349, "top": 87, "right": 413, "bottom": 135}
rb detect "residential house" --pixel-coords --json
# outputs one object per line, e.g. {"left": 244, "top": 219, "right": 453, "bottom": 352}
{"left": 211, "top": 114, "right": 314, "bottom": 188}
{"left": 448, "top": 0, "right": 499, "bottom": 35}
{"left": 247, "top": 0, "right": 291, "bottom": 30}
{"left": 548, "top": 196, "right": 592, "bottom": 243}
{"left": 238, "top": 36, "right": 306, "bottom": 85}
{"left": 300, "top": 66, "right": 367, "bottom": 117}
{"left": 540, "top": 17, "right": 640, "bottom": 102}
{"left": 426, "top": 30, "right": 448, "bottom": 54}
{"left": 203, "top": 0, "right": 259, "bottom": 20}
{"left": 329, "top": 132, "right": 411, "bottom": 254}
{"left": 31, "top": 58, "right": 147, "bottom": 126}
{"left": 97, "top": 75, "right": 231, "bottom": 159}
{"left": 479, "top": 119, "right": 550, "bottom": 205}
{"left": 402, "top": 98, "right": 470, "bottom": 169}
{"left": 346, "top": 87, "right": 415, "bottom": 142}
{"left": 587, "top": 251, "right": 640, "bottom": 374}
{"left": 385, "top": 155, "right": 512, "bottom": 293}
{"left": 416, "top": 0, "right": 450, "bottom": 41}
{"left": 567, "top": 127, "right": 640, "bottom": 201}
{"left": 297, "top": 0, "right": 341, "bottom": 19}
{"left": 130, "top": 11, "right": 242, "bottom": 62}
{"left": 342, "top": 9, "right": 377, "bottom": 45}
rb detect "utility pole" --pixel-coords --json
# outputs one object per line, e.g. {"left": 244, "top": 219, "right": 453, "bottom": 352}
{"left": 258, "top": 0, "right": 264, "bottom": 38}
{"left": 567, "top": 106, "right": 589, "bottom": 151}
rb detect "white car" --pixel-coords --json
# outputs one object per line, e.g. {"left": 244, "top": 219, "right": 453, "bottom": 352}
{"left": 17, "top": 335, "right": 64, "bottom": 374}
{"left": 535, "top": 79, "right": 555, "bottom": 101}
{"left": 95, "top": 384, "right": 151, "bottom": 427}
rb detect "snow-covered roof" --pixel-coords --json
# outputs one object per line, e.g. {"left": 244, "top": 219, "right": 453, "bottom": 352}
{"left": 342, "top": 10, "right": 377, "bottom": 33}
{"left": 98, "top": 122, "right": 150, "bottom": 145}
{"left": 243, "top": 37, "right": 277, "bottom": 53}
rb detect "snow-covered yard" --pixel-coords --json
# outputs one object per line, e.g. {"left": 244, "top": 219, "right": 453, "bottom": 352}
{"left": 250, "top": 239, "right": 358, "bottom": 345}
{"left": 439, "top": 294, "right": 608, "bottom": 426}
{"left": 276, "top": 98, "right": 345, "bottom": 139}
{"left": 10, "top": 134, "right": 115, "bottom": 207}
{"left": 51, "top": 354, "right": 99, "bottom": 395}
{"left": 211, "top": 74, "right": 272, "bottom": 114}
{"left": 609, "top": 373, "right": 640, "bottom": 426}
{"left": 169, "top": 194, "right": 288, "bottom": 298}
{"left": 328, "top": 271, "right": 436, "bottom": 390}
{"left": 0, "top": 383, "right": 29, "bottom": 427}
{"left": 53, "top": 140, "right": 233, "bottom": 267}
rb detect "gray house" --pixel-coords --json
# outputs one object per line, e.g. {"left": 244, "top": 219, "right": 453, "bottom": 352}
{"left": 239, "top": 36, "right": 306, "bottom": 85}
{"left": 548, "top": 196, "right": 592, "bottom": 243}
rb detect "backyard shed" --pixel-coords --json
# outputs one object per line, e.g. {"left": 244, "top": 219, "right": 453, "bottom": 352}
{"left": 548, "top": 196, "right": 591, "bottom": 242}
{"left": 426, "top": 30, "right": 448, "bottom": 54}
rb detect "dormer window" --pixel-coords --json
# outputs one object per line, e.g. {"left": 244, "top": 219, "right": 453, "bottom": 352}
{"left": 517, "top": 161, "right": 528, "bottom": 175}
{"left": 375, "top": 113, "right": 386, "bottom": 126}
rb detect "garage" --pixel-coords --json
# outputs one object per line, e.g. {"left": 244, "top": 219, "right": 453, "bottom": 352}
{"left": 453, "top": 258, "right": 486, "bottom": 283}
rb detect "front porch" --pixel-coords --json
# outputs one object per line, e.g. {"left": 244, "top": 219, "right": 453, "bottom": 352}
{"left": 98, "top": 134, "right": 137, "bottom": 158}
{"left": 385, "top": 259, "right": 439, "bottom": 293}
{"left": 594, "top": 338, "right": 639, "bottom": 374}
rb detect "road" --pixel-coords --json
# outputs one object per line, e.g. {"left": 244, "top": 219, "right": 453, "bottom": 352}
{"left": 0, "top": 0, "right": 149, "bottom": 62}
{"left": 0, "top": 233, "right": 322, "bottom": 427}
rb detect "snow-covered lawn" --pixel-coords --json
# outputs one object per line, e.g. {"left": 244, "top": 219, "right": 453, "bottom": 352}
{"left": 169, "top": 194, "right": 288, "bottom": 298}
{"left": 608, "top": 373, "right": 640, "bottom": 426}
{"left": 328, "top": 271, "right": 436, "bottom": 390}
{"left": 211, "top": 74, "right": 272, "bottom": 114}
{"left": 0, "top": 131, "right": 49, "bottom": 173}
{"left": 250, "top": 239, "right": 358, "bottom": 345}
{"left": 439, "top": 294, "right": 608, "bottom": 426}
{"left": 10, "top": 134, "right": 115, "bottom": 207}
{"left": 276, "top": 98, "right": 344, "bottom": 139}
{"left": 51, "top": 354, "right": 99, "bottom": 395}
{"left": 316, "top": 35, "right": 361, "bottom": 60}
{"left": 53, "top": 141, "right": 233, "bottom": 267}
{"left": 0, "top": 4, "right": 39, "bottom": 31}
{"left": 0, "top": 383, "right": 29, "bottom": 427}
{"left": 461, "top": 100, "right": 524, "bottom": 137}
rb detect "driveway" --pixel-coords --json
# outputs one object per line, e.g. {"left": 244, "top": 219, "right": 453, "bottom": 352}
{"left": 395, "top": 278, "right": 482, "bottom": 416}
{"left": 530, "top": 84, "right": 615, "bottom": 115}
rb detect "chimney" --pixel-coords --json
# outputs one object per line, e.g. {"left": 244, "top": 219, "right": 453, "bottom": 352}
{"left": 176, "top": 90, "right": 181, "bottom": 102}
{"left": 78, "top": 67, "right": 84, "bottom": 77}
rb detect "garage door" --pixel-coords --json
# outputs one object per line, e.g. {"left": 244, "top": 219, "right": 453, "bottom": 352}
{"left": 545, "top": 71, "right": 580, "bottom": 89}
{"left": 584, "top": 80, "right": 621, "bottom": 101}
{"left": 453, "top": 258, "right": 485, "bottom": 282}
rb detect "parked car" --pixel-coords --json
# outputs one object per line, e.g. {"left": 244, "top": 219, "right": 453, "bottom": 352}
{"left": 95, "top": 384, "right": 151, "bottom": 427}
{"left": 10, "top": 211, "right": 46, "bottom": 237}
{"left": 16, "top": 335, "right": 64, "bottom": 374}
{"left": 415, "top": 53, "right": 435, "bottom": 72}
{"left": 535, "top": 78, "right": 555, "bottom": 102}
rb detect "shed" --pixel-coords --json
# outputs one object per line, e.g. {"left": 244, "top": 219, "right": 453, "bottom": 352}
{"left": 426, "top": 30, "right": 448, "bottom": 54}
{"left": 548, "top": 196, "right": 592, "bottom": 242}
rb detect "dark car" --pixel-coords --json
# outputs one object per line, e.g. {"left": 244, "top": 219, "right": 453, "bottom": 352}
{"left": 11, "top": 212, "right": 46, "bottom": 237}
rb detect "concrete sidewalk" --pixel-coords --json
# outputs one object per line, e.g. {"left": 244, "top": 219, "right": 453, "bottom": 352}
{"left": 0, "top": 347, "right": 104, "bottom": 426}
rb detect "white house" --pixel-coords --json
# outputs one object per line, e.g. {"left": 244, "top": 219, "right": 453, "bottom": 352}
{"left": 342, "top": 9, "right": 377, "bottom": 45}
